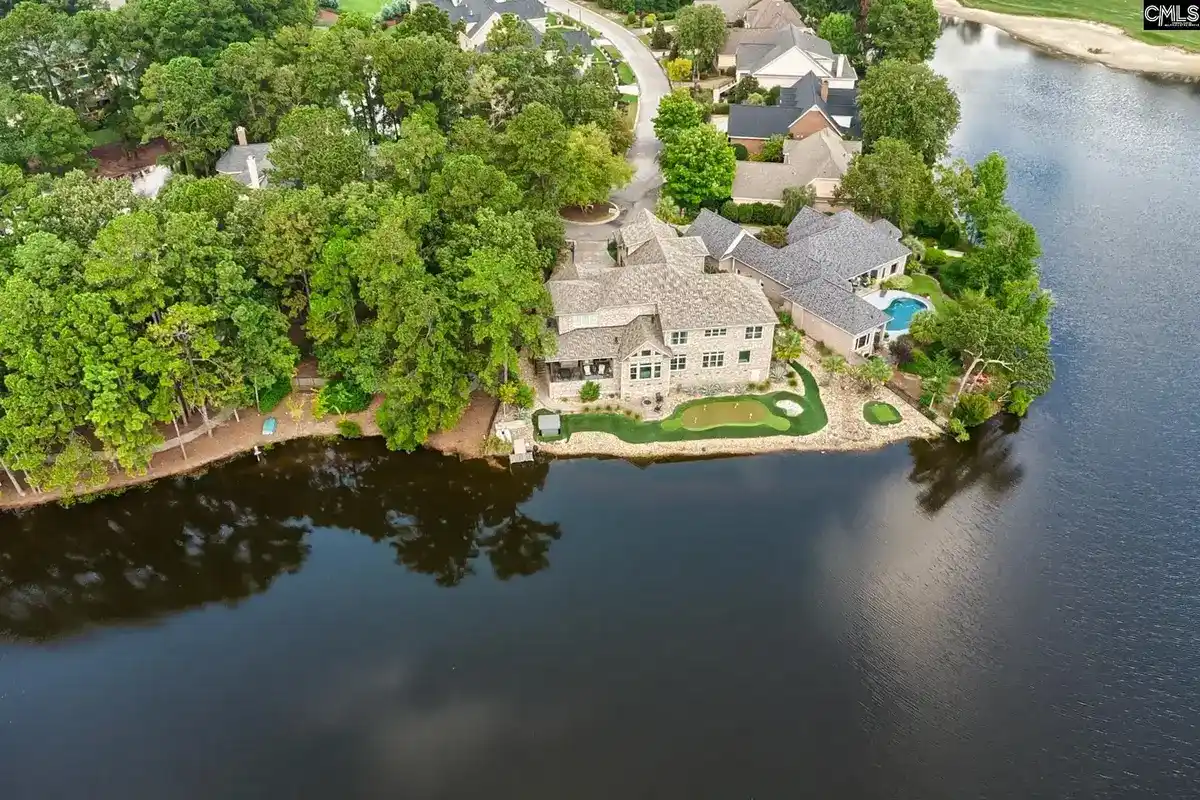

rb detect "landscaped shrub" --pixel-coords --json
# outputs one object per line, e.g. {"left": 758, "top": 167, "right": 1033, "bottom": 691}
{"left": 924, "top": 246, "right": 949, "bottom": 267}
{"left": 318, "top": 0, "right": 338, "bottom": 8}
{"left": 650, "top": 22, "right": 672, "bottom": 49}
{"left": 882, "top": 274, "right": 912, "bottom": 290}
{"left": 765, "top": 86, "right": 781, "bottom": 105}
{"left": 744, "top": 92, "right": 766, "bottom": 106}
{"left": 787, "top": 375, "right": 798, "bottom": 387}
{"left": 336, "top": 419, "right": 363, "bottom": 438}
{"left": 759, "top": 224, "right": 788, "bottom": 248}
{"left": 643, "top": 13, "right": 657, "bottom": 26}
{"left": 732, "top": 143, "right": 749, "bottom": 160}
{"left": 711, "top": 102, "right": 729, "bottom": 115}
{"left": 905, "top": 348, "right": 934, "bottom": 377}
{"left": 376, "top": 0, "right": 408, "bottom": 22}
{"left": 625, "top": 11, "right": 637, "bottom": 24}
{"left": 580, "top": 380, "right": 600, "bottom": 402}
{"left": 758, "top": 134, "right": 785, "bottom": 163}
{"left": 256, "top": 375, "right": 292, "bottom": 412}
{"left": 889, "top": 335, "right": 914, "bottom": 365}
{"left": 947, "top": 417, "right": 970, "bottom": 442}
{"left": 317, "top": 377, "right": 372, "bottom": 415}
{"left": 1007, "top": 387, "right": 1033, "bottom": 417}
{"left": 953, "top": 392, "right": 996, "bottom": 427}
{"left": 725, "top": 76, "right": 761, "bottom": 104}
{"left": 776, "top": 310, "right": 793, "bottom": 327}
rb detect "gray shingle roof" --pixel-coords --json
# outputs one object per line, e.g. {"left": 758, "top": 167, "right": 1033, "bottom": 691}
{"left": 618, "top": 315, "right": 668, "bottom": 359}
{"left": 552, "top": 324, "right": 623, "bottom": 361}
{"left": 558, "top": 29, "right": 592, "bottom": 54}
{"left": 784, "top": 278, "right": 888, "bottom": 334}
{"left": 786, "top": 209, "right": 910, "bottom": 279}
{"left": 618, "top": 208, "right": 676, "bottom": 252}
{"left": 872, "top": 218, "right": 901, "bottom": 239}
{"left": 685, "top": 210, "right": 744, "bottom": 258}
{"left": 732, "top": 130, "right": 854, "bottom": 201}
{"left": 733, "top": 233, "right": 823, "bottom": 286}
{"left": 779, "top": 73, "right": 859, "bottom": 134}
{"left": 742, "top": 0, "right": 806, "bottom": 29}
{"left": 696, "top": 0, "right": 757, "bottom": 22}
{"left": 737, "top": 25, "right": 835, "bottom": 74}
{"left": 727, "top": 104, "right": 801, "bottom": 139}
{"left": 548, "top": 213, "right": 776, "bottom": 332}
{"left": 420, "top": 0, "right": 545, "bottom": 30}
{"left": 214, "top": 143, "right": 272, "bottom": 187}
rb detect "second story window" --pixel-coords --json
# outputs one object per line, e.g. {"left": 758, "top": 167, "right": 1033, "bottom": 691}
{"left": 745, "top": 325, "right": 763, "bottom": 340}
{"left": 703, "top": 328, "right": 727, "bottom": 338}
{"left": 670, "top": 331, "right": 688, "bottom": 346}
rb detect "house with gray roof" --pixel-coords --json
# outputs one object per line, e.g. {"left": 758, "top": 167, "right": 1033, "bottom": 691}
{"left": 215, "top": 127, "right": 271, "bottom": 188}
{"left": 698, "top": 0, "right": 805, "bottom": 26}
{"left": 695, "top": 0, "right": 758, "bottom": 24}
{"left": 732, "top": 129, "right": 860, "bottom": 208}
{"left": 541, "top": 209, "right": 777, "bottom": 401}
{"left": 718, "top": 25, "right": 856, "bottom": 90}
{"left": 727, "top": 72, "right": 859, "bottom": 155}
{"left": 413, "top": 0, "right": 547, "bottom": 50}
{"left": 685, "top": 208, "right": 910, "bottom": 358}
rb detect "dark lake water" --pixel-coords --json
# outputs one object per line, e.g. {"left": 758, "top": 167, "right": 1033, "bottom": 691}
{"left": 3, "top": 21, "right": 1200, "bottom": 799}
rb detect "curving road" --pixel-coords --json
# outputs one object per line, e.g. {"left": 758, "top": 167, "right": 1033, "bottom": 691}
{"left": 546, "top": 0, "right": 670, "bottom": 218}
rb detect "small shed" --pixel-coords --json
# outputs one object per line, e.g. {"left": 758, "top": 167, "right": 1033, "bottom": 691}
{"left": 537, "top": 413, "right": 561, "bottom": 438}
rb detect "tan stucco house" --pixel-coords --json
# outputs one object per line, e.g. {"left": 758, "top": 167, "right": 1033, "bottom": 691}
{"left": 686, "top": 209, "right": 910, "bottom": 357}
{"left": 541, "top": 210, "right": 778, "bottom": 401}
{"left": 731, "top": 129, "right": 860, "bottom": 209}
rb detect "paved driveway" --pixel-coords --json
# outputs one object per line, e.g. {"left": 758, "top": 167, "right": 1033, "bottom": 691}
{"left": 546, "top": 0, "right": 670, "bottom": 220}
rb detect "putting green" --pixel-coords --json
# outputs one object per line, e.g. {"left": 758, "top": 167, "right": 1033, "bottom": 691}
{"left": 663, "top": 398, "right": 790, "bottom": 432}
{"left": 863, "top": 401, "right": 902, "bottom": 425}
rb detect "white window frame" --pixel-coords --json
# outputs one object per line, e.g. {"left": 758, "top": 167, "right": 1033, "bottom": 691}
{"left": 854, "top": 333, "right": 869, "bottom": 349}
{"left": 703, "top": 328, "right": 727, "bottom": 338}
{"left": 670, "top": 331, "right": 689, "bottom": 346}
{"left": 670, "top": 355, "right": 687, "bottom": 371}
{"left": 702, "top": 352, "right": 724, "bottom": 368}
{"left": 745, "top": 325, "right": 763, "bottom": 340}
{"left": 628, "top": 360, "right": 662, "bottom": 380}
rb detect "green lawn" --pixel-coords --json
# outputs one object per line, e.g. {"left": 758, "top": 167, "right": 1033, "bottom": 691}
{"left": 88, "top": 128, "right": 122, "bottom": 148}
{"left": 863, "top": 401, "right": 902, "bottom": 425}
{"left": 336, "top": 0, "right": 384, "bottom": 15}
{"left": 961, "top": 0, "right": 1200, "bottom": 51}
{"left": 908, "top": 273, "right": 949, "bottom": 311}
{"left": 617, "top": 62, "right": 636, "bottom": 84}
{"left": 536, "top": 363, "right": 828, "bottom": 443}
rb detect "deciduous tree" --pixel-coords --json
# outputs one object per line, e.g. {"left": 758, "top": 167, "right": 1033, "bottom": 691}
{"left": 866, "top": 0, "right": 940, "bottom": 63}
{"left": 135, "top": 57, "right": 233, "bottom": 175}
{"left": 271, "top": 105, "right": 368, "bottom": 193}
{"left": 661, "top": 123, "right": 735, "bottom": 209}
{"left": 558, "top": 123, "right": 633, "bottom": 208}
{"left": 859, "top": 59, "right": 960, "bottom": 165}
{"left": 835, "top": 136, "right": 930, "bottom": 231}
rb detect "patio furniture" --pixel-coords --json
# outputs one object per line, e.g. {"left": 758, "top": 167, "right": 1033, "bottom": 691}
{"left": 597, "top": 363, "right": 607, "bottom": 375}
{"left": 583, "top": 364, "right": 592, "bottom": 376}
{"left": 262, "top": 417, "right": 277, "bottom": 436}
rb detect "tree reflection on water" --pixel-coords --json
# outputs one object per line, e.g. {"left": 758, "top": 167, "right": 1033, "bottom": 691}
{"left": 0, "top": 440, "right": 560, "bottom": 641}
{"left": 907, "top": 414, "right": 1026, "bottom": 515}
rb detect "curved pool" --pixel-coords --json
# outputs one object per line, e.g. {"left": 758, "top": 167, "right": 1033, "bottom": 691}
{"left": 884, "top": 297, "right": 930, "bottom": 332}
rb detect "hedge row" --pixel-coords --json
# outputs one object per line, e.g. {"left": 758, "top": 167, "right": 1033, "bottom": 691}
{"left": 719, "top": 200, "right": 786, "bottom": 226}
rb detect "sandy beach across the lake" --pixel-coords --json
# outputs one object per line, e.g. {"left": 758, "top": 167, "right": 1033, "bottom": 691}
{"left": 936, "top": 0, "right": 1200, "bottom": 79}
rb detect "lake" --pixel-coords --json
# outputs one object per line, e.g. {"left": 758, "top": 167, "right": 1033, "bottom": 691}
{"left": 1, "top": 21, "right": 1198, "bottom": 800}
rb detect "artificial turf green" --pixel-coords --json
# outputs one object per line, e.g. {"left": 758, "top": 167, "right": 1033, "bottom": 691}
{"left": 863, "top": 401, "right": 902, "bottom": 425}
{"left": 535, "top": 363, "right": 827, "bottom": 443}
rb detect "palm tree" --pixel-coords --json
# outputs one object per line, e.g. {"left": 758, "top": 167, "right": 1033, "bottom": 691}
{"left": 772, "top": 327, "right": 804, "bottom": 363}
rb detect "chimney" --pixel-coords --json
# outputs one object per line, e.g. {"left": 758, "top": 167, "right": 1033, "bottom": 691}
{"left": 820, "top": 79, "right": 829, "bottom": 102}
{"left": 235, "top": 125, "right": 248, "bottom": 146}
{"left": 247, "top": 155, "right": 260, "bottom": 189}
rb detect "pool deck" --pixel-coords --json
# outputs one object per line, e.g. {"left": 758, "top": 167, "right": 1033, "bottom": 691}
{"left": 862, "top": 289, "right": 933, "bottom": 336}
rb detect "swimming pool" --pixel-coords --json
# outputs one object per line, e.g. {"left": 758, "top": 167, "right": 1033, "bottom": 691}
{"left": 884, "top": 297, "right": 930, "bottom": 332}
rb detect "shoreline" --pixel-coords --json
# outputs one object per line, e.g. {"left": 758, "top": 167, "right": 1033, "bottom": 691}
{"left": 936, "top": 0, "right": 1200, "bottom": 80}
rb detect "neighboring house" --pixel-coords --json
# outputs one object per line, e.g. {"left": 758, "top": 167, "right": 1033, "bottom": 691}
{"left": 215, "top": 127, "right": 271, "bottom": 189}
{"left": 718, "top": 25, "right": 856, "bottom": 90}
{"left": 731, "top": 129, "right": 860, "bottom": 209}
{"left": 686, "top": 208, "right": 910, "bottom": 357}
{"left": 741, "top": 0, "right": 807, "bottom": 29}
{"left": 541, "top": 210, "right": 777, "bottom": 400}
{"left": 695, "top": 0, "right": 758, "bottom": 25}
{"left": 544, "top": 27, "right": 595, "bottom": 69}
{"left": 413, "top": 0, "right": 547, "bottom": 50}
{"left": 727, "top": 73, "right": 859, "bottom": 155}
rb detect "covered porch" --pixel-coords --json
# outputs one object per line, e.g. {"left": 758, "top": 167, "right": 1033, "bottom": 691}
{"left": 544, "top": 358, "right": 618, "bottom": 400}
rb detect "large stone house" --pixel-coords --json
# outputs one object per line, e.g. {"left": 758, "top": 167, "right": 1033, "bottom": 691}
{"left": 686, "top": 208, "right": 910, "bottom": 357}
{"left": 541, "top": 210, "right": 778, "bottom": 401}
{"left": 728, "top": 73, "right": 859, "bottom": 155}
{"left": 697, "top": 0, "right": 806, "bottom": 27}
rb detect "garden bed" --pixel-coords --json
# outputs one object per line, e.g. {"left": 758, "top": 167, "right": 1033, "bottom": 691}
{"left": 559, "top": 202, "right": 619, "bottom": 223}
